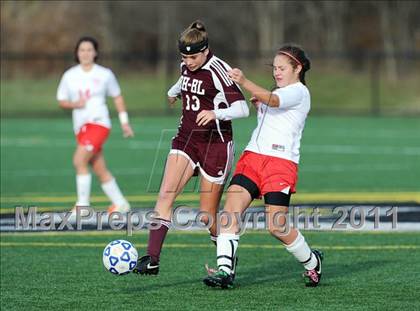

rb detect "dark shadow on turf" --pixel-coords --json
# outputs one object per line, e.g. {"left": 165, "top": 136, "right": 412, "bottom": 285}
{"left": 121, "top": 276, "right": 202, "bottom": 293}
{"left": 234, "top": 258, "right": 391, "bottom": 289}
{"left": 117, "top": 258, "right": 391, "bottom": 292}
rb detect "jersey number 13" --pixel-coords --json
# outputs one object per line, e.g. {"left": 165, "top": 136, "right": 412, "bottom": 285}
{"left": 185, "top": 94, "right": 200, "bottom": 111}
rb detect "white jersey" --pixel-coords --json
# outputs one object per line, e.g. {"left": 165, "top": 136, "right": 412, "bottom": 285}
{"left": 56, "top": 64, "right": 121, "bottom": 134}
{"left": 245, "top": 82, "right": 310, "bottom": 164}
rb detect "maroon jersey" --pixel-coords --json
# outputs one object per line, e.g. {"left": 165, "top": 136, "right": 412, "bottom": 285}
{"left": 175, "top": 52, "right": 245, "bottom": 143}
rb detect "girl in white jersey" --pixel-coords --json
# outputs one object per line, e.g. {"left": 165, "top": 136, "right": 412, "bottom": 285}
{"left": 57, "top": 37, "right": 134, "bottom": 214}
{"left": 204, "top": 45, "right": 323, "bottom": 288}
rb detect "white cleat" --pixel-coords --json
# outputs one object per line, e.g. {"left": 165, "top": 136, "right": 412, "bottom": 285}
{"left": 107, "top": 202, "right": 131, "bottom": 214}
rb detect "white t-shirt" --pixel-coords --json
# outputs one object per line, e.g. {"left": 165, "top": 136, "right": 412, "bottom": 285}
{"left": 56, "top": 64, "right": 121, "bottom": 134}
{"left": 245, "top": 82, "right": 310, "bottom": 164}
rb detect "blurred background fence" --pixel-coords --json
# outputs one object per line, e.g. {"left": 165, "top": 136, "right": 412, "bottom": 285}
{"left": 1, "top": 0, "right": 419, "bottom": 117}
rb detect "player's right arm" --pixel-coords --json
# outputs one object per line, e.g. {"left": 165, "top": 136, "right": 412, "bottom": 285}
{"left": 58, "top": 94, "right": 87, "bottom": 110}
{"left": 167, "top": 76, "right": 182, "bottom": 107}
{"left": 57, "top": 72, "right": 87, "bottom": 110}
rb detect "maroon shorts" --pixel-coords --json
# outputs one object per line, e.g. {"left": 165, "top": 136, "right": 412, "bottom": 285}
{"left": 171, "top": 135, "right": 234, "bottom": 184}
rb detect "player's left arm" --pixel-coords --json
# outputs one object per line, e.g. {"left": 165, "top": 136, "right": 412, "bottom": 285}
{"left": 113, "top": 95, "right": 134, "bottom": 138}
{"left": 108, "top": 70, "right": 134, "bottom": 138}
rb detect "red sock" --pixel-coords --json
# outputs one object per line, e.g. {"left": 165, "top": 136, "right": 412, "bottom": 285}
{"left": 147, "top": 218, "right": 170, "bottom": 263}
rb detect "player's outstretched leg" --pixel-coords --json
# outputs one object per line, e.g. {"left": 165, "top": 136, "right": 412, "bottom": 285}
{"left": 303, "top": 249, "right": 323, "bottom": 287}
{"left": 203, "top": 233, "right": 239, "bottom": 289}
{"left": 132, "top": 218, "right": 171, "bottom": 276}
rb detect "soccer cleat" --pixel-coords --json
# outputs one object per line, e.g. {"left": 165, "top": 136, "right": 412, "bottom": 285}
{"left": 205, "top": 257, "right": 238, "bottom": 280}
{"left": 303, "top": 249, "right": 323, "bottom": 287}
{"left": 107, "top": 202, "right": 131, "bottom": 214}
{"left": 132, "top": 255, "right": 159, "bottom": 275}
{"left": 203, "top": 270, "right": 234, "bottom": 289}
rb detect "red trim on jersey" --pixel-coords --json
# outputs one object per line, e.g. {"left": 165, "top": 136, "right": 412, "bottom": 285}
{"left": 76, "top": 123, "right": 110, "bottom": 153}
{"left": 232, "top": 151, "right": 298, "bottom": 197}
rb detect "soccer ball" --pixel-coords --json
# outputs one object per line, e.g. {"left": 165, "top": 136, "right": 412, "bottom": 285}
{"left": 102, "top": 240, "right": 138, "bottom": 275}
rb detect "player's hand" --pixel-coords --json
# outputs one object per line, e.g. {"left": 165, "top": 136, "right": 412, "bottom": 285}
{"left": 74, "top": 90, "right": 90, "bottom": 109}
{"left": 73, "top": 101, "right": 85, "bottom": 109}
{"left": 196, "top": 110, "right": 216, "bottom": 126}
{"left": 228, "top": 68, "right": 246, "bottom": 85}
{"left": 250, "top": 96, "right": 261, "bottom": 109}
{"left": 168, "top": 96, "right": 178, "bottom": 108}
{"left": 121, "top": 123, "right": 134, "bottom": 138}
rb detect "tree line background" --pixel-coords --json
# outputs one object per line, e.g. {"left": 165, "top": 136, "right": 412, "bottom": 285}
{"left": 1, "top": 0, "right": 419, "bottom": 115}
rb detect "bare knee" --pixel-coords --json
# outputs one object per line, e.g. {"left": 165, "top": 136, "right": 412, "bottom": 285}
{"left": 73, "top": 156, "right": 88, "bottom": 173}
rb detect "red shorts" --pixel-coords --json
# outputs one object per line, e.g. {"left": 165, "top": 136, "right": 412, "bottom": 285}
{"left": 171, "top": 135, "right": 234, "bottom": 184}
{"left": 76, "top": 123, "right": 110, "bottom": 153}
{"left": 232, "top": 151, "right": 298, "bottom": 197}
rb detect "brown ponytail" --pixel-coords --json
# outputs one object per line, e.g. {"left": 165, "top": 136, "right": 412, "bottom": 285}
{"left": 178, "top": 20, "right": 209, "bottom": 54}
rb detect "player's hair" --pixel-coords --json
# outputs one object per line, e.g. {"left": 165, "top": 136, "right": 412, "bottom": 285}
{"left": 178, "top": 20, "right": 208, "bottom": 54}
{"left": 277, "top": 45, "right": 311, "bottom": 85}
{"left": 74, "top": 36, "right": 99, "bottom": 63}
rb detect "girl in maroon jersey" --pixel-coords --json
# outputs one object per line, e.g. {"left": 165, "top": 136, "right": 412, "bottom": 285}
{"left": 133, "top": 20, "right": 249, "bottom": 275}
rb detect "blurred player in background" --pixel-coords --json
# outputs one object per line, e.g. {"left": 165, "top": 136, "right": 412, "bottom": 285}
{"left": 203, "top": 45, "right": 323, "bottom": 288}
{"left": 133, "top": 20, "right": 249, "bottom": 275}
{"left": 57, "top": 36, "right": 134, "bottom": 214}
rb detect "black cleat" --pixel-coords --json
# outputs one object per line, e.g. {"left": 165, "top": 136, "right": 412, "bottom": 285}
{"left": 303, "top": 249, "right": 323, "bottom": 287}
{"left": 132, "top": 255, "right": 159, "bottom": 275}
{"left": 203, "top": 270, "right": 234, "bottom": 289}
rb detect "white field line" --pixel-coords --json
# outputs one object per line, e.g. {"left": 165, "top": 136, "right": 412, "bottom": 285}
{"left": 305, "top": 128, "right": 420, "bottom": 139}
{"left": 301, "top": 145, "right": 420, "bottom": 156}
{"left": 2, "top": 124, "right": 420, "bottom": 138}
{"left": 1, "top": 167, "right": 153, "bottom": 177}
{"left": 2, "top": 137, "right": 420, "bottom": 156}
{"left": 0, "top": 138, "right": 171, "bottom": 150}
{"left": 2, "top": 163, "right": 416, "bottom": 177}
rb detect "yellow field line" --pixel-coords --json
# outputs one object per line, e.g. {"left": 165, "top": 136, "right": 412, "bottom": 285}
{"left": 1, "top": 192, "right": 419, "bottom": 204}
{"left": 1, "top": 242, "right": 419, "bottom": 250}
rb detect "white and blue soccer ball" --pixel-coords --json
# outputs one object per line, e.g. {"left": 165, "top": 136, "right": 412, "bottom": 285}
{"left": 102, "top": 240, "right": 138, "bottom": 275}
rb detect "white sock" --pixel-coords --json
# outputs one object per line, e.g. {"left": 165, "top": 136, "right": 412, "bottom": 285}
{"left": 285, "top": 231, "right": 318, "bottom": 270}
{"left": 76, "top": 174, "right": 91, "bottom": 206}
{"left": 217, "top": 233, "right": 239, "bottom": 274}
{"left": 101, "top": 178, "right": 128, "bottom": 207}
